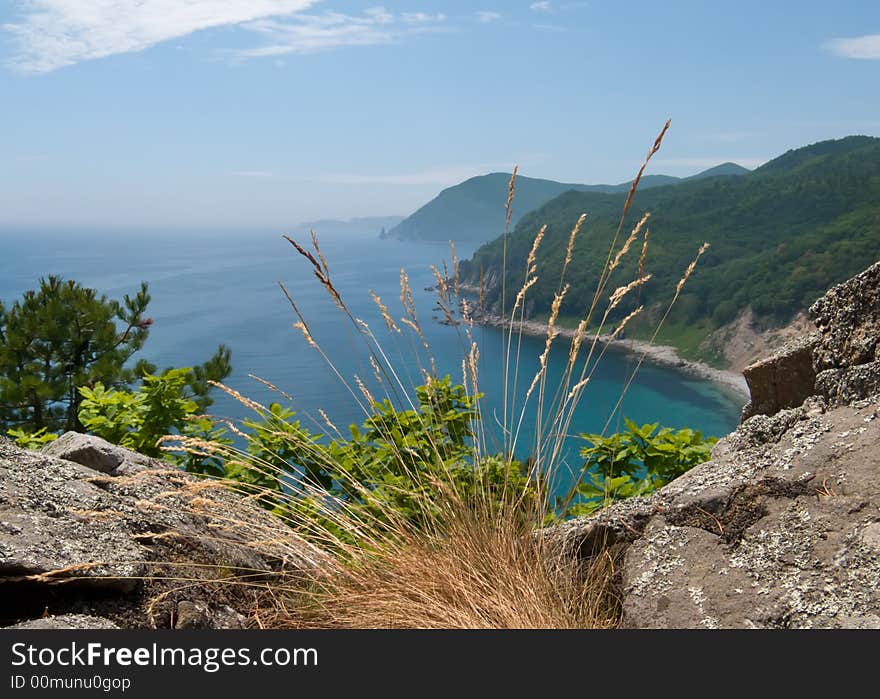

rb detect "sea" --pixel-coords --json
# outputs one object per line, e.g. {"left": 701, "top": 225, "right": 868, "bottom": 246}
{"left": 0, "top": 228, "right": 745, "bottom": 492}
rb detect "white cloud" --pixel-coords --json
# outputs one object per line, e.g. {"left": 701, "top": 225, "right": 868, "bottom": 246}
{"left": 530, "top": 1, "right": 552, "bottom": 11}
{"left": 3, "top": 2, "right": 449, "bottom": 72}
{"left": 825, "top": 34, "right": 880, "bottom": 59}
{"left": 476, "top": 11, "right": 502, "bottom": 23}
{"left": 235, "top": 8, "right": 447, "bottom": 59}
{"left": 3, "top": 0, "right": 320, "bottom": 73}
{"left": 318, "top": 163, "right": 514, "bottom": 186}
{"left": 401, "top": 12, "right": 446, "bottom": 24}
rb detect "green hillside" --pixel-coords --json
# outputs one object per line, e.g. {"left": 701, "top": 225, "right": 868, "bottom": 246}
{"left": 385, "top": 165, "right": 748, "bottom": 243}
{"left": 690, "top": 162, "right": 751, "bottom": 178}
{"left": 461, "top": 136, "right": 880, "bottom": 363}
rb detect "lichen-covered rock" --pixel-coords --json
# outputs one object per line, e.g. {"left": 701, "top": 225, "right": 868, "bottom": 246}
{"left": 810, "top": 262, "right": 880, "bottom": 406}
{"left": 553, "top": 396, "right": 880, "bottom": 629}
{"left": 739, "top": 260, "right": 880, "bottom": 418}
{"left": 0, "top": 441, "right": 147, "bottom": 591}
{"left": 815, "top": 361, "right": 880, "bottom": 408}
{"left": 812, "top": 260, "right": 880, "bottom": 372}
{"left": 552, "top": 259, "right": 880, "bottom": 628}
{"left": 0, "top": 435, "right": 311, "bottom": 629}
{"left": 619, "top": 398, "right": 880, "bottom": 628}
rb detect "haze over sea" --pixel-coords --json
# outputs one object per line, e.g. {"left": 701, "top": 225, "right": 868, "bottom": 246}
{"left": 0, "top": 229, "right": 744, "bottom": 491}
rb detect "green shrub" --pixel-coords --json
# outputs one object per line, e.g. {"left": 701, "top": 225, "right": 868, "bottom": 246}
{"left": 77, "top": 368, "right": 231, "bottom": 476}
{"left": 712, "top": 299, "right": 738, "bottom": 325}
{"left": 79, "top": 368, "right": 200, "bottom": 456}
{"left": 209, "top": 376, "right": 536, "bottom": 530}
{"left": 560, "top": 418, "right": 717, "bottom": 518}
{"left": 6, "top": 426, "right": 58, "bottom": 450}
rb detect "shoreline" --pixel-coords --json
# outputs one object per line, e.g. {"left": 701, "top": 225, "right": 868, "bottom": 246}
{"left": 472, "top": 312, "right": 750, "bottom": 400}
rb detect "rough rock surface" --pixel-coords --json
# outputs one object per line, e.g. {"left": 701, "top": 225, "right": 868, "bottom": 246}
{"left": 0, "top": 434, "right": 310, "bottom": 629}
{"left": 9, "top": 614, "right": 120, "bottom": 630}
{"left": 741, "top": 333, "right": 819, "bottom": 420}
{"left": 812, "top": 260, "right": 880, "bottom": 373}
{"left": 552, "top": 260, "right": 880, "bottom": 628}
{"left": 42, "top": 432, "right": 158, "bottom": 476}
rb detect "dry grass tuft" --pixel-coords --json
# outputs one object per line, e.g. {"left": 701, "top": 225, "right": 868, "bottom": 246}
{"left": 253, "top": 500, "right": 620, "bottom": 629}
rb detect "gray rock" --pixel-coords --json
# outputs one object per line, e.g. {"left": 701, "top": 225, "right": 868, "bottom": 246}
{"left": 9, "top": 614, "right": 119, "bottom": 630}
{"left": 0, "top": 436, "right": 310, "bottom": 629}
{"left": 0, "top": 441, "right": 147, "bottom": 591}
{"left": 42, "top": 432, "right": 157, "bottom": 475}
{"left": 555, "top": 397, "right": 880, "bottom": 629}
{"left": 811, "top": 260, "right": 880, "bottom": 372}
{"left": 739, "top": 260, "right": 880, "bottom": 421}
{"left": 815, "top": 361, "right": 880, "bottom": 407}
{"left": 551, "top": 258, "right": 880, "bottom": 628}
{"left": 174, "top": 600, "right": 246, "bottom": 630}
{"left": 742, "top": 333, "right": 819, "bottom": 420}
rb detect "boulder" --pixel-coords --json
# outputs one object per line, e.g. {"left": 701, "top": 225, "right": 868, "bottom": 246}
{"left": 0, "top": 440, "right": 147, "bottom": 592}
{"left": 42, "top": 432, "right": 157, "bottom": 475}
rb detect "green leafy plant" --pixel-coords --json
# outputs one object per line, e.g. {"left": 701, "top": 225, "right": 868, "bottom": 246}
{"left": 196, "top": 376, "right": 536, "bottom": 531}
{"left": 560, "top": 418, "right": 717, "bottom": 518}
{"left": 225, "top": 402, "right": 321, "bottom": 496}
{"left": 323, "top": 377, "right": 534, "bottom": 526}
{"left": 6, "top": 426, "right": 58, "bottom": 450}
{"left": 79, "top": 368, "right": 198, "bottom": 456}
{"left": 77, "top": 367, "right": 234, "bottom": 476}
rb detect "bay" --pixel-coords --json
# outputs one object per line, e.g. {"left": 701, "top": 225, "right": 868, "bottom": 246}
{"left": 0, "top": 228, "right": 745, "bottom": 492}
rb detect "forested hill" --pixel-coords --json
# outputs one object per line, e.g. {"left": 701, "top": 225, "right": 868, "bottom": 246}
{"left": 460, "top": 136, "right": 880, "bottom": 363}
{"left": 384, "top": 164, "right": 750, "bottom": 243}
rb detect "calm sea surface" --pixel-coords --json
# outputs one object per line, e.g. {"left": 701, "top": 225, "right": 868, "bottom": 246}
{"left": 0, "top": 229, "right": 744, "bottom": 491}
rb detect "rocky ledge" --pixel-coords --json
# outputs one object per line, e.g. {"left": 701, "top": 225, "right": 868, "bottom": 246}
{"left": 550, "top": 260, "right": 880, "bottom": 628}
{"left": 0, "top": 433, "right": 312, "bottom": 629}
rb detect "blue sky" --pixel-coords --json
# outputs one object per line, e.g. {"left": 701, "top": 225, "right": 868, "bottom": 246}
{"left": 0, "top": 0, "right": 878, "bottom": 230}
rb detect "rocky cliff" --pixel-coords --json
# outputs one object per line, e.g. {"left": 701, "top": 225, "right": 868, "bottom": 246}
{"left": 551, "top": 260, "right": 880, "bottom": 628}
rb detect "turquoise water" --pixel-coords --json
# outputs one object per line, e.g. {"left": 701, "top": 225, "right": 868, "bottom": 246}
{"left": 0, "top": 228, "right": 744, "bottom": 490}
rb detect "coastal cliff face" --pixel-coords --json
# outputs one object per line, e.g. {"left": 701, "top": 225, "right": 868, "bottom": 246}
{"left": 2, "top": 261, "right": 879, "bottom": 629}
{"left": 551, "top": 260, "right": 880, "bottom": 628}
{"left": 700, "top": 308, "right": 813, "bottom": 374}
